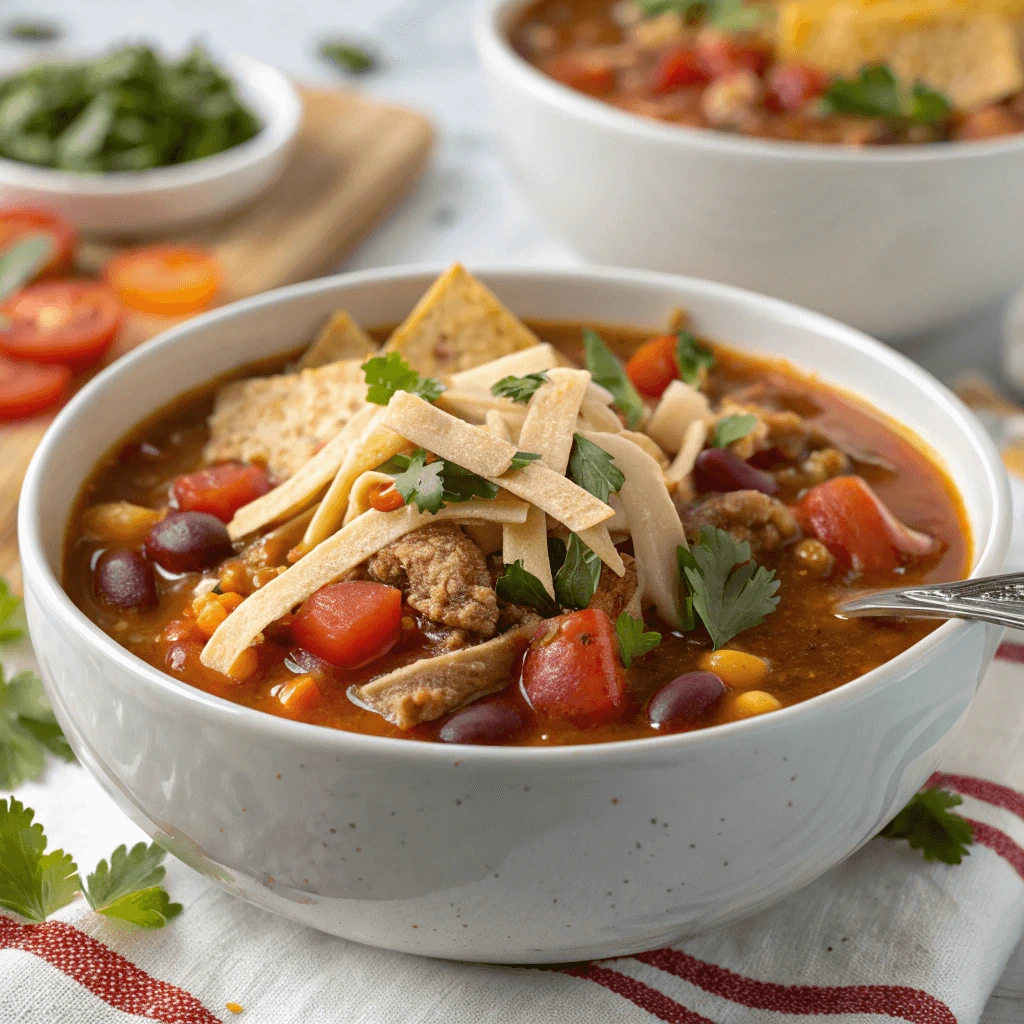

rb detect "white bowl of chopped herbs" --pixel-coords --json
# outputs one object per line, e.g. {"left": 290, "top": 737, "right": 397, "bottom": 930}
{"left": 0, "top": 45, "right": 302, "bottom": 235}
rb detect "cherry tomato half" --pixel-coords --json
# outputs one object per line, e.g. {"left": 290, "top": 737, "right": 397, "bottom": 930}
{"left": 105, "top": 245, "right": 222, "bottom": 316}
{"left": 651, "top": 46, "right": 708, "bottom": 95}
{"left": 368, "top": 480, "right": 405, "bottom": 513}
{"left": 171, "top": 462, "right": 272, "bottom": 522}
{"left": 0, "top": 281, "right": 122, "bottom": 372}
{"left": 0, "top": 356, "right": 70, "bottom": 420}
{"left": 625, "top": 334, "right": 679, "bottom": 399}
{"left": 0, "top": 207, "right": 77, "bottom": 278}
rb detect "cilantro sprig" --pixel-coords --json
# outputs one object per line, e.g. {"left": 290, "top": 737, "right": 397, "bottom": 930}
{"left": 0, "top": 665, "right": 73, "bottom": 790}
{"left": 362, "top": 352, "right": 446, "bottom": 406}
{"left": 677, "top": 526, "right": 780, "bottom": 648}
{"left": 583, "top": 329, "right": 644, "bottom": 429}
{"left": 713, "top": 413, "right": 757, "bottom": 449}
{"left": 0, "top": 798, "right": 181, "bottom": 927}
{"left": 615, "top": 612, "right": 662, "bottom": 668}
{"left": 383, "top": 450, "right": 497, "bottom": 514}
{"left": 820, "top": 64, "right": 952, "bottom": 126}
{"left": 878, "top": 789, "right": 973, "bottom": 865}
{"left": 509, "top": 451, "right": 542, "bottom": 471}
{"left": 554, "top": 534, "right": 601, "bottom": 610}
{"left": 568, "top": 433, "right": 624, "bottom": 504}
{"left": 676, "top": 331, "right": 715, "bottom": 387}
{"left": 491, "top": 371, "right": 549, "bottom": 404}
{"left": 495, "top": 560, "right": 559, "bottom": 618}
{"left": 634, "top": 0, "right": 764, "bottom": 30}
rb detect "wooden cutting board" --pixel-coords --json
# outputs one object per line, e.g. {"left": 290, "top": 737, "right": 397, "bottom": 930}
{"left": 0, "top": 85, "right": 433, "bottom": 588}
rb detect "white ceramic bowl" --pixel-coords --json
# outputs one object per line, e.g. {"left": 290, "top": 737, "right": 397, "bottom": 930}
{"left": 475, "top": 0, "right": 1024, "bottom": 341}
{"left": 19, "top": 266, "right": 1010, "bottom": 963}
{"left": 0, "top": 54, "right": 302, "bottom": 237}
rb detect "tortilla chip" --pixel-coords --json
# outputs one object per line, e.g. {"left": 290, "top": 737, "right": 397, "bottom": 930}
{"left": 297, "top": 310, "right": 377, "bottom": 370}
{"left": 383, "top": 264, "right": 541, "bottom": 376}
{"left": 205, "top": 359, "right": 367, "bottom": 480}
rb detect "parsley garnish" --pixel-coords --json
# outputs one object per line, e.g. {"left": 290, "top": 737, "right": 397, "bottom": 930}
{"left": 495, "top": 561, "right": 559, "bottom": 618}
{"left": 583, "top": 329, "right": 644, "bottom": 429}
{"left": 319, "top": 41, "right": 376, "bottom": 74}
{"left": 0, "top": 578, "right": 26, "bottom": 644}
{"left": 85, "top": 842, "right": 183, "bottom": 927}
{"left": 676, "top": 331, "right": 715, "bottom": 386}
{"left": 568, "top": 433, "right": 625, "bottom": 504}
{"left": 820, "top": 64, "right": 952, "bottom": 126}
{"left": 615, "top": 612, "right": 662, "bottom": 668}
{"left": 509, "top": 450, "right": 542, "bottom": 471}
{"left": 362, "top": 352, "right": 446, "bottom": 406}
{"left": 676, "top": 526, "right": 780, "bottom": 648}
{"left": 713, "top": 413, "right": 757, "bottom": 449}
{"left": 385, "top": 450, "right": 497, "bottom": 514}
{"left": 554, "top": 534, "right": 601, "bottom": 610}
{"left": 491, "top": 371, "right": 549, "bottom": 404}
{"left": 0, "top": 665, "right": 73, "bottom": 790}
{"left": 878, "top": 789, "right": 973, "bottom": 865}
{"left": 547, "top": 536, "right": 567, "bottom": 576}
{"left": 634, "top": 0, "right": 764, "bottom": 30}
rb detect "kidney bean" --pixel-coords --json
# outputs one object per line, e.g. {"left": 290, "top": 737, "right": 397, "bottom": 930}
{"left": 94, "top": 549, "right": 158, "bottom": 609}
{"left": 648, "top": 671, "right": 726, "bottom": 728}
{"left": 693, "top": 448, "right": 778, "bottom": 495}
{"left": 144, "top": 510, "right": 232, "bottom": 574}
{"left": 439, "top": 703, "right": 524, "bottom": 745}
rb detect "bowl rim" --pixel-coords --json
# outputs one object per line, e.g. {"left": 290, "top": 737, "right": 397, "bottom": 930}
{"left": 474, "top": 0, "right": 1024, "bottom": 165}
{"left": 0, "top": 53, "right": 302, "bottom": 196}
{"left": 18, "top": 262, "right": 1012, "bottom": 763}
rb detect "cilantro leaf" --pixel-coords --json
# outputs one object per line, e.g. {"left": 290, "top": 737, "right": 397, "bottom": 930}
{"left": 615, "top": 612, "right": 662, "bottom": 668}
{"left": 492, "top": 371, "right": 549, "bottom": 404}
{"left": 436, "top": 461, "right": 500, "bottom": 504}
{"left": 319, "top": 41, "right": 376, "bottom": 74}
{"left": 0, "top": 577, "right": 26, "bottom": 643}
{"left": 568, "top": 434, "right": 625, "bottom": 504}
{"left": 362, "top": 352, "right": 445, "bottom": 406}
{"left": 678, "top": 526, "right": 780, "bottom": 648}
{"left": 547, "top": 536, "right": 567, "bottom": 577}
{"left": 676, "top": 331, "right": 715, "bottom": 386}
{"left": 820, "top": 64, "right": 951, "bottom": 126}
{"left": 633, "top": 0, "right": 764, "bottom": 29}
{"left": 677, "top": 545, "right": 697, "bottom": 632}
{"left": 554, "top": 534, "right": 601, "bottom": 611}
{"left": 495, "top": 561, "right": 559, "bottom": 618}
{"left": 878, "top": 789, "right": 973, "bottom": 865}
{"left": 85, "top": 842, "right": 182, "bottom": 928}
{"left": 509, "top": 451, "right": 542, "bottom": 471}
{"left": 0, "top": 797, "right": 79, "bottom": 922}
{"left": 583, "top": 329, "right": 644, "bottom": 429}
{"left": 0, "top": 667, "right": 73, "bottom": 790}
{"left": 909, "top": 81, "right": 953, "bottom": 125}
{"left": 713, "top": 413, "right": 757, "bottom": 449}
{"left": 392, "top": 450, "right": 446, "bottom": 514}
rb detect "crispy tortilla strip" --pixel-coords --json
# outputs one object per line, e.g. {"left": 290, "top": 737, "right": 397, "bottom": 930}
{"left": 778, "top": 1, "right": 1024, "bottom": 109}
{"left": 201, "top": 497, "right": 530, "bottom": 675}
{"left": 576, "top": 525, "right": 625, "bottom": 576}
{"left": 297, "top": 310, "right": 377, "bottom": 370}
{"left": 503, "top": 506, "right": 555, "bottom": 594}
{"left": 497, "top": 462, "right": 614, "bottom": 534}
{"left": 382, "top": 391, "right": 518, "bottom": 477}
{"left": 665, "top": 420, "right": 709, "bottom": 488}
{"left": 666, "top": 306, "right": 688, "bottom": 333}
{"left": 343, "top": 471, "right": 401, "bottom": 526}
{"left": 644, "top": 379, "right": 710, "bottom": 455}
{"left": 484, "top": 409, "right": 512, "bottom": 443}
{"left": 227, "top": 403, "right": 378, "bottom": 540}
{"left": 450, "top": 342, "right": 562, "bottom": 391}
{"left": 352, "top": 619, "right": 539, "bottom": 729}
{"left": 204, "top": 360, "right": 367, "bottom": 481}
{"left": 579, "top": 397, "right": 623, "bottom": 432}
{"left": 619, "top": 429, "right": 669, "bottom": 470}
{"left": 383, "top": 263, "right": 541, "bottom": 376}
{"left": 581, "top": 431, "right": 687, "bottom": 623}
{"left": 436, "top": 390, "right": 524, "bottom": 424}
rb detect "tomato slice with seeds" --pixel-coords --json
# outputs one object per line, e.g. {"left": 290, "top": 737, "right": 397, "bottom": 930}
{"left": 0, "top": 207, "right": 77, "bottom": 278}
{"left": 104, "top": 245, "right": 222, "bottom": 316}
{"left": 0, "top": 356, "right": 70, "bottom": 420}
{"left": 0, "top": 281, "right": 122, "bottom": 371}
{"left": 171, "top": 462, "right": 272, "bottom": 522}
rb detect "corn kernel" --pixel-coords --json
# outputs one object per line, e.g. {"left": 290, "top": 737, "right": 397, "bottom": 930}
{"left": 218, "top": 562, "right": 251, "bottom": 595}
{"left": 82, "top": 501, "right": 163, "bottom": 545}
{"left": 226, "top": 1002, "right": 244, "bottom": 1014}
{"left": 699, "top": 650, "right": 768, "bottom": 689}
{"left": 217, "top": 591, "right": 245, "bottom": 611}
{"left": 227, "top": 646, "right": 259, "bottom": 682}
{"left": 195, "top": 601, "right": 228, "bottom": 639}
{"left": 278, "top": 674, "right": 321, "bottom": 713}
{"left": 729, "top": 690, "right": 783, "bottom": 720}
{"left": 252, "top": 566, "right": 283, "bottom": 589}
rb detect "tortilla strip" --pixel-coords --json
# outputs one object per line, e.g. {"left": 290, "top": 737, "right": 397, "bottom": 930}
{"left": 575, "top": 525, "right": 625, "bottom": 576}
{"left": 579, "top": 397, "right": 623, "bottom": 432}
{"left": 227, "top": 403, "right": 379, "bottom": 541}
{"left": 484, "top": 409, "right": 512, "bottom": 443}
{"left": 343, "top": 471, "right": 400, "bottom": 526}
{"left": 665, "top": 420, "right": 708, "bottom": 488}
{"left": 450, "top": 343, "right": 562, "bottom": 391}
{"left": 645, "top": 379, "right": 710, "bottom": 455}
{"left": 666, "top": 306, "right": 688, "bottom": 333}
{"left": 201, "top": 497, "right": 530, "bottom": 675}
{"left": 619, "top": 429, "right": 669, "bottom": 469}
{"left": 436, "top": 390, "right": 525, "bottom": 425}
{"left": 581, "top": 431, "right": 687, "bottom": 624}
{"left": 383, "top": 264, "right": 540, "bottom": 376}
{"left": 297, "top": 310, "right": 377, "bottom": 370}
{"left": 352, "top": 618, "right": 539, "bottom": 729}
{"left": 495, "top": 461, "right": 615, "bottom": 535}
{"left": 382, "top": 391, "right": 519, "bottom": 477}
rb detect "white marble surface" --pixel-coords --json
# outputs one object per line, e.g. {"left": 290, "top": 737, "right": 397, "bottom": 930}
{"left": 1, "top": 0, "right": 1023, "bottom": 1014}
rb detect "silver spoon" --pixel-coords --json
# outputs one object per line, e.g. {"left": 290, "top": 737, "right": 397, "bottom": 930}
{"left": 836, "top": 572, "right": 1024, "bottom": 630}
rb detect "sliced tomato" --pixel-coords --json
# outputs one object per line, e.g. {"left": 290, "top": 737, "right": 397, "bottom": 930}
{"left": 104, "top": 245, "right": 222, "bottom": 316}
{"left": 0, "top": 356, "right": 70, "bottom": 420}
{"left": 0, "top": 207, "right": 77, "bottom": 278}
{"left": 542, "top": 54, "right": 615, "bottom": 96}
{"left": 0, "top": 281, "right": 122, "bottom": 371}
{"left": 626, "top": 334, "right": 679, "bottom": 399}
{"left": 796, "top": 476, "right": 936, "bottom": 575}
{"left": 292, "top": 581, "right": 402, "bottom": 669}
{"left": 522, "top": 609, "right": 628, "bottom": 727}
{"left": 764, "top": 63, "right": 830, "bottom": 113}
{"left": 651, "top": 46, "right": 707, "bottom": 95}
{"left": 171, "top": 462, "right": 271, "bottom": 522}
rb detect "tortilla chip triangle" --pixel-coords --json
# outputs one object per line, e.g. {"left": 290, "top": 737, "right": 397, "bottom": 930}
{"left": 298, "top": 310, "right": 378, "bottom": 370}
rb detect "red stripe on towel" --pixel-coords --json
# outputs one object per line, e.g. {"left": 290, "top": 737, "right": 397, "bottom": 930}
{"left": 569, "top": 964, "right": 716, "bottom": 1023}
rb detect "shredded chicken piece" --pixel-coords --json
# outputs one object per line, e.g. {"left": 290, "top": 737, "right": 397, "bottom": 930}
{"left": 367, "top": 523, "right": 498, "bottom": 636}
{"left": 587, "top": 553, "right": 639, "bottom": 621}
{"left": 712, "top": 398, "right": 808, "bottom": 461}
{"left": 681, "top": 490, "right": 800, "bottom": 558}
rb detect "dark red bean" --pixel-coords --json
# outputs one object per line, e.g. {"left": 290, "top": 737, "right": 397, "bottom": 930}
{"left": 693, "top": 448, "right": 778, "bottom": 495}
{"left": 439, "top": 703, "right": 524, "bottom": 745}
{"left": 648, "top": 671, "right": 726, "bottom": 728}
{"left": 144, "top": 510, "right": 232, "bottom": 574}
{"left": 94, "top": 549, "right": 158, "bottom": 609}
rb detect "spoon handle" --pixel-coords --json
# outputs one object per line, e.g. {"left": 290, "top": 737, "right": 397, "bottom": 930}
{"left": 836, "top": 572, "right": 1024, "bottom": 630}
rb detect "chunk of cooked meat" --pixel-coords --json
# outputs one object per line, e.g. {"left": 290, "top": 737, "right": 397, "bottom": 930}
{"left": 367, "top": 523, "right": 499, "bottom": 636}
{"left": 587, "top": 553, "right": 639, "bottom": 621}
{"left": 682, "top": 490, "right": 800, "bottom": 558}
{"left": 775, "top": 446, "right": 852, "bottom": 489}
{"left": 711, "top": 398, "right": 808, "bottom": 461}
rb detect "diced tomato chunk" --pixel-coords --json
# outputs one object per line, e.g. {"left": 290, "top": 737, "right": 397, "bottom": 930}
{"left": 765, "top": 62, "right": 830, "bottom": 113}
{"left": 543, "top": 54, "right": 615, "bottom": 95}
{"left": 651, "top": 46, "right": 707, "bottom": 95}
{"left": 292, "top": 581, "right": 402, "bottom": 669}
{"left": 795, "top": 476, "right": 935, "bottom": 574}
{"left": 696, "top": 30, "right": 770, "bottom": 80}
{"left": 626, "top": 334, "right": 679, "bottom": 399}
{"left": 368, "top": 480, "right": 405, "bottom": 513}
{"left": 171, "top": 462, "right": 271, "bottom": 522}
{"left": 522, "top": 609, "right": 628, "bottom": 727}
